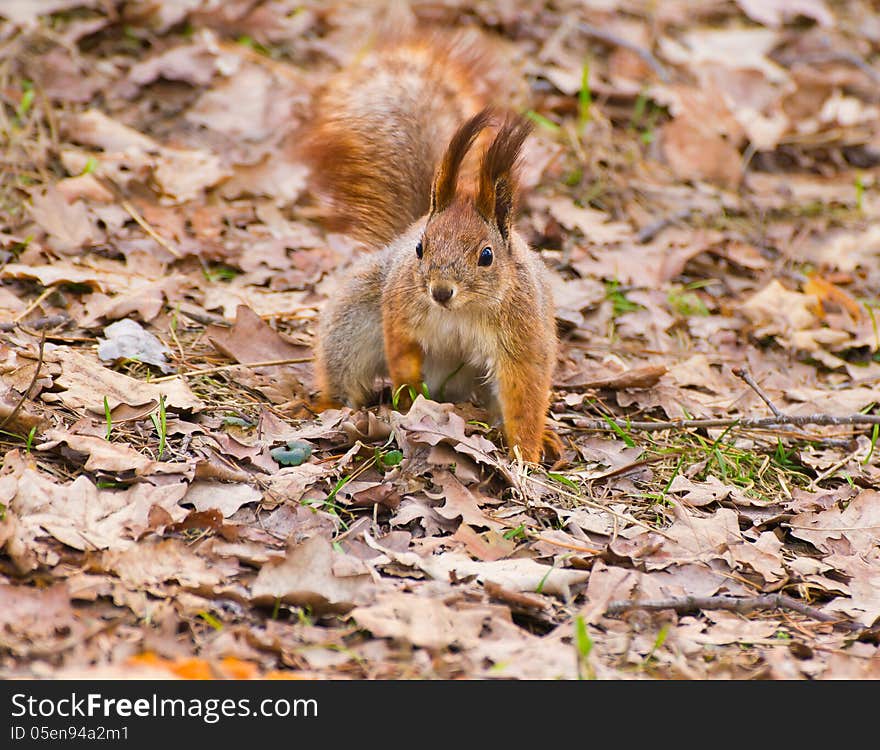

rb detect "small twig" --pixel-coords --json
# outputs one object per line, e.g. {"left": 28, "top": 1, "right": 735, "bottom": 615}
{"left": 579, "top": 22, "right": 670, "bottom": 82}
{"left": 178, "top": 308, "right": 227, "bottom": 327}
{"left": 575, "top": 413, "right": 880, "bottom": 432}
{"left": 119, "top": 198, "right": 181, "bottom": 259}
{"left": 536, "top": 534, "right": 602, "bottom": 555}
{"left": 637, "top": 208, "right": 692, "bottom": 243}
{"left": 0, "top": 313, "right": 68, "bottom": 332}
{"left": 732, "top": 367, "right": 783, "bottom": 418}
{"left": 0, "top": 330, "right": 46, "bottom": 431}
{"left": 152, "top": 357, "right": 313, "bottom": 382}
{"left": 13, "top": 287, "right": 54, "bottom": 323}
{"left": 484, "top": 580, "right": 549, "bottom": 611}
{"left": 808, "top": 443, "right": 868, "bottom": 489}
{"left": 96, "top": 176, "right": 180, "bottom": 259}
{"left": 778, "top": 50, "right": 880, "bottom": 85}
{"left": 605, "top": 594, "right": 861, "bottom": 632}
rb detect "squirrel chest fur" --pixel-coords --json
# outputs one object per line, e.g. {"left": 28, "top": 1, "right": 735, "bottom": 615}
{"left": 304, "top": 35, "right": 558, "bottom": 462}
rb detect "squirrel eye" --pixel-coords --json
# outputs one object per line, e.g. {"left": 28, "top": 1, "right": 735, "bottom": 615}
{"left": 478, "top": 246, "right": 493, "bottom": 267}
{"left": 416, "top": 240, "right": 423, "bottom": 259}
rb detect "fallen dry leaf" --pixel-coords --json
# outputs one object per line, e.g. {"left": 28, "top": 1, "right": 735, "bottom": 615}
{"left": 38, "top": 428, "right": 193, "bottom": 478}
{"left": 2, "top": 0, "right": 879, "bottom": 682}
{"left": 103, "top": 538, "right": 239, "bottom": 590}
{"left": 368, "top": 535, "right": 589, "bottom": 598}
{"left": 28, "top": 185, "right": 101, "bottom": 254}
{"left": 788, "top": 490, "right": 880, "bottom": 555}
{"left": 427, "top": 471, "right": 505, "bottom": 531}
{"left": 0, "top": 451, "right": 189, "bottom": 568}
{"left": 207, "top": 304, "right": 309, "bottom": 367}
{"left": 393, "top": 397, "right": 499, "bottom": 467}
{"left": 183, "top": 480, "right": 262, "bottom": 517}
{"left": 47, "top": 347, "right": 204, "bottom": 414}
{"left": 736, "top": 0, "right": 833, "bottom": 28}
{"left": 64, "top": 109, "right": 228, "bottom": 202}
{"left": 350, "top": 590, "right": 505, "bottom": 650}
{"left": 251, "top": 535, "right": 374, "bottom": 612}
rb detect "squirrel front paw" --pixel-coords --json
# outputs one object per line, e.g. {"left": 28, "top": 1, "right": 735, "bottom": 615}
{"left": 542, "top": 427, "right": 564, "bottom": 461}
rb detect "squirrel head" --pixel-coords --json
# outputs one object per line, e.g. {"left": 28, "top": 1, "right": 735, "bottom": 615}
{"left": 415, "top": 108, "right": 532, "bottom": 311}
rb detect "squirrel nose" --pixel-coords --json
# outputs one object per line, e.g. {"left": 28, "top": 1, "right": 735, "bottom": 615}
{"left": 430, "top": 283, "right": 455, "bottom": 305}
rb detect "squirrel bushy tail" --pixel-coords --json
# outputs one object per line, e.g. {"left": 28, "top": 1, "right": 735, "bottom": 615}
{"left": 297, "top": 31, "right": 521, "bottom": 248}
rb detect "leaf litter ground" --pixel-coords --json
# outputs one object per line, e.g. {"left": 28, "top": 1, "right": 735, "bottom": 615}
{"left": 1, "top": 1, "right": 879, "bottom": 680}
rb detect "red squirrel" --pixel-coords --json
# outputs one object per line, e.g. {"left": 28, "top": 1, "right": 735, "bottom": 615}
{"left": 301, "top": 33, "right": 559, "bottom": 462}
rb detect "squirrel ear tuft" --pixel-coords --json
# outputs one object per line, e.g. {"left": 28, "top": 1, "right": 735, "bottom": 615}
{"left": 475, "top": 114, "right": 532, "bottom": 242}
{"left": 430, "top": 107, "right": 495, "bottom": 215}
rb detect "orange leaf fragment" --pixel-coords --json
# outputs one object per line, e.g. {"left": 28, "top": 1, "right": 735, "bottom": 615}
{"left": 126, "top": 651, "right": 164, "bottom": 668}
{"left": 219, "top": 657, "right": 259, "bottom": 680}
{"left": 804, "top": 275, "right": 862, "bottom": 321}
{"left": 127, "top": 653, "right": 215, "bottom": 680}
{"left": 169, "top": 658, "right": 214, "bottom": 680}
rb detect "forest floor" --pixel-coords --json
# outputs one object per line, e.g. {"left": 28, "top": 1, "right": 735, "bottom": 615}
{"left": 1, "top": 0, "right": 879, "bottom": 680}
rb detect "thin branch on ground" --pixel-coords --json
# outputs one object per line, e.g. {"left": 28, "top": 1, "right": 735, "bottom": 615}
{"left": 13, "top": 287, "right": 54, "bottom": 323}
{"left": 578, "top": 22, "right": 670, "bottom": 82}
{"left": 777, "top": 48, "right": 880, "bottom": 85}
{"left": 575, "top": 413, "right": 880, "bottom": 432}
{"left": 636, "top": 208, "right": 693, "bottom": 243}
{"left": 0, "top": 313, "right": 68, "bottom": 331}
{"left": 732, "top": 367, "right": 783, "bottom": 417}
{"left": 153, "top": 357, "right": 313, "bottom": 382}
{"left": 808, "top": 441, "right": 870, "bottom": 489}
{"left": 97, "top": 177, "right": 181, "bottom": 259}
{"left": 605, "top": 594, "right": 862, "bottom": 632}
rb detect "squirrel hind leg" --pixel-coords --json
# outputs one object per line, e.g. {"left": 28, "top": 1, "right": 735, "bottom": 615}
{"left": 314, "top": 270, "right": 388, "bottom": 410}
{"left": 313, "top": 340, "right": 381, "bottom": 411}
{"left": 313, "top": 359, "right": 378, "bottom": 411}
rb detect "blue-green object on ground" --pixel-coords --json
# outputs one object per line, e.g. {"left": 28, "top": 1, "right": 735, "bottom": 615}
{"left": 270, "top": 440, "right": 313, "bottom": 467}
